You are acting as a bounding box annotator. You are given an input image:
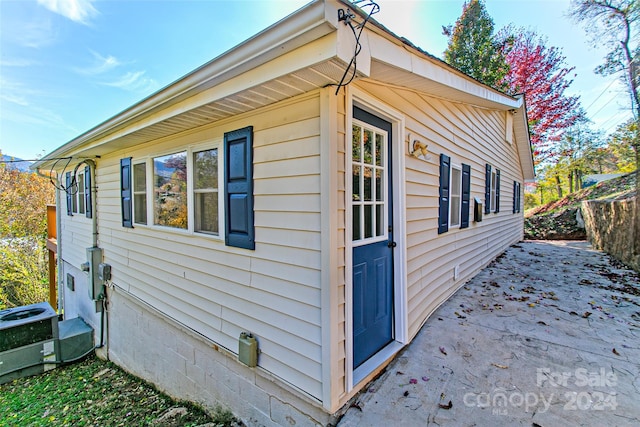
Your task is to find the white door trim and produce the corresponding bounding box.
[345,86,408,392]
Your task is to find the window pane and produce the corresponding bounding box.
[364,205,373,238]
[195,192,218,234]
[450,197,460,227]
[375,133,383,166]
[375,168,383,201]
[134,194,147,224]
[376,204,384,237]
[77,174,85,214]
[134,163,146,192]
[154,152,187,229]
[352,165,361,201]
[491,171,497,211]
[451,168,461,196]
[450,167,461,226]
[364,167,372,201]
[195,149,218,190]
[352,125,361,161]
[134,163,147,225]
[363,130,373,164]
[352,205,361,241]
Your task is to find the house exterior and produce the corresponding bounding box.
[34,1,534,425]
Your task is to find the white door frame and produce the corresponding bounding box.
[345,86,408,391]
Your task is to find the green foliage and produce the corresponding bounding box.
[443,0,509,91]
[0,356,232,426]
[609,119,639,172]
[0,166,55,239]
[0,239,49,310]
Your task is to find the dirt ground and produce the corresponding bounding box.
[339,240,640,427]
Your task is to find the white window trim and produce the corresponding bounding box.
[132,140,224,240]
[490,168,498,212]
[351,118,389,248]
[449,163,462,229]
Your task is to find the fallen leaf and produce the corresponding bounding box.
[569,311,578,316]
[492,363,509,369]
[403,390,409,397]
[396,371,404,375]
[439,346,447,356]
[612,348,620,356]
[409,378,417,384]
[422,376,429,382]
[528,303,536,308]
[438,400,453,410]
[582,312,592,318]
[537,321,547,326]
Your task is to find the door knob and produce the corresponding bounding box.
[387,241,397,248]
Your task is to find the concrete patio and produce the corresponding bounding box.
[338,240,640,426]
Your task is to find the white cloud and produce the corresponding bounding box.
[101,71,158,93]
[74,50,121,75]
[37,0,98,25]
[0,58,36,67]
[19,19,57,48]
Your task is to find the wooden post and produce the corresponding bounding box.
[46,205,57,311]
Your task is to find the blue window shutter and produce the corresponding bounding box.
[460,163,471,229]
[438,153,450,234]
[484,164,491,214]
[65,172,73,216]
[84,165,92,218]
[120,157,133,228]
[513,181,518,213]
[224,126,254,250]
[495,169,501,213]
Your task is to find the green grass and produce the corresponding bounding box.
[0,356,238,426]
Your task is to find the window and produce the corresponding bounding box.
[490,169,497,212]
[194,148,218,234]
[484,164,500,214]
[133,163,147,225]
[450,165,462,228]
[439,156,471,234]
[66,167,92,218]
[513,181,522,213]
[352,121,387,242]
[120,126,253,248]
[154,152,187,229]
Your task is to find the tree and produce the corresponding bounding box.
[443,0,509,91]
[570,0,639,177]
[0,162,55,239]
[0,156,55,309]
[500,29,584,160]
[570,0,639,256]
[608,119,638,172]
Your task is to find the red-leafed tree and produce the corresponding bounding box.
[500,29,584,161]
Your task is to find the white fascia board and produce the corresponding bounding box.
[34,0,342,169]
[364,28,521,110]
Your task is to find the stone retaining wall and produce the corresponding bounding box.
[582,197,640,272]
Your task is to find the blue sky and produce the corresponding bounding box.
[0,0,632,161]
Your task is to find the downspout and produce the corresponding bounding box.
[36,169,64,313]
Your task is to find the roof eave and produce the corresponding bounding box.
[34,0,334,169]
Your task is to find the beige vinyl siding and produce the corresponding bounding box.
[356,81,524,340]
[59,189,94,268]
[96,92,325,400]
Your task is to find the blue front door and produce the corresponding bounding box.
[352,107,394,369]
